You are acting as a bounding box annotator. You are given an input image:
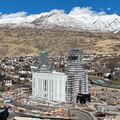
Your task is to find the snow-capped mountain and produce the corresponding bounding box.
[1,7,120,33]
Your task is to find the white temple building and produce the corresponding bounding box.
[32,70,67,102]
[32,48,90,103]
[32,51,67,102]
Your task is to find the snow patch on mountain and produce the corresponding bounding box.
[0,7,120,33]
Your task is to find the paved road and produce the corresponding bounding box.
[8,109,93,120]
[70,109,93,120]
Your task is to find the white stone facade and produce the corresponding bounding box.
[32,71,67,102]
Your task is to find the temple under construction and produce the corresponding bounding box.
[32,51,67,102]
[32,47,90,104]
[66,48,90,104]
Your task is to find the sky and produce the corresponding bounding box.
[0,0,120,15]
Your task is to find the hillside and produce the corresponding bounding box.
[0,27,120,57]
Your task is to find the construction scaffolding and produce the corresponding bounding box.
[66,48,90,103]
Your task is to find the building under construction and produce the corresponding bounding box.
[66,48,90,104]
[32,50,67,102]
[32,47,90,103]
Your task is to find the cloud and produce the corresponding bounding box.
[0,7,115,25]
[107,7,111,11]
[0,11,27,19]
[50,9,65,14]
[69,7,106,16]
[0,7,108,21]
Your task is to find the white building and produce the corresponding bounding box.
[32,49,90,103]
[32,70,67,102]
[32,51,67,102]
[4,80,12,86]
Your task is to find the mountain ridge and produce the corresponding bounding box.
[0,9,120,33]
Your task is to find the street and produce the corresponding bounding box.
[70,109,93,120]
